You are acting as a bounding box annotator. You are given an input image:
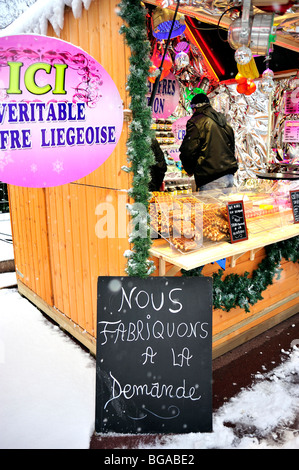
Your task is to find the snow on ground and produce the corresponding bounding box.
[0,286,298,450]
[0,288,95,449]
[0,272,16,288]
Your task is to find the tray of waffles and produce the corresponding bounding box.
[150,192,230,252]
[149,192,203,253]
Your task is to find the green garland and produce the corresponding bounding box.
[182,236,299,313]
[118,0,155,278]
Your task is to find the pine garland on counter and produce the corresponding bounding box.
[182,236,299,313]
[118,0,155,277]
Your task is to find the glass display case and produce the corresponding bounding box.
[149,178,299,254]
[150,191,229,253]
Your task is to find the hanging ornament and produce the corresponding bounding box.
[236,78,256,95]
[235,72,247,84]
[237,57,259,79]
[175,51,190,70]
[262,68,274,80]
[244,80,256,95]
[150,43,173,81]
[259,77,275,94]
[160,52,173,80]
[148,64,160,83]
[236,82,248,94]
[174,41,190,54]
[235,46,252,65]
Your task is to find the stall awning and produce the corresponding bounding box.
[145,0,299,52]
[145,0,299,81]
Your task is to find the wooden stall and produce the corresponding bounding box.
[8,0,132,353]
[6,0,299,359]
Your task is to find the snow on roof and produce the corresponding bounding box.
[0,0,93,37]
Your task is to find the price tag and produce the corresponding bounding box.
[226,201,248,243]
[285,89,299,114]
[284,121,299,143]
[290,190,299,224]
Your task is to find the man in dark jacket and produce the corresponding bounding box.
[149,137,167,191]
[179,93,238,191]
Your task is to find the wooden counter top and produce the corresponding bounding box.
[149,221,299,275]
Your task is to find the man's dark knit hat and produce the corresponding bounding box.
[190,93,210,108]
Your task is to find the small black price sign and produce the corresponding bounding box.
[226,200,248,243]
[290,190,299,224]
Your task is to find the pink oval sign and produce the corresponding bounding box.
[147,72,180,119]
[0,35,123,187]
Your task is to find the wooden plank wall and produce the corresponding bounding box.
[45,185,130,337]
[8,186,53,307]
[8,0,132,338]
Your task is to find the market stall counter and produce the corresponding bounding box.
[150,223,299,276]
[149,181,299,358]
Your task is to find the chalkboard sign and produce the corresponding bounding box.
[95,276,213,435]
[290,190,299,223]
[226,201,248,243]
